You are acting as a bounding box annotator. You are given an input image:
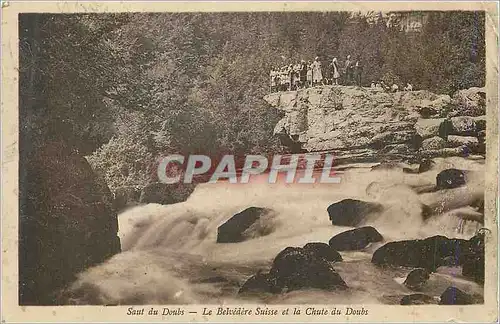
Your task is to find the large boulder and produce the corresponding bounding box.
[270,247,347,292]
[239,246,347,295]
[415,118,445,139]
[371,235,469,271]
[302,242,343,262]
[421,136,446,150]
[19,140,121,305]
[403,268,430,290]
[217,207,275,243]
[446,135,479,151]
[461,232,485,283]
[328,226,383,251]
[439,287,475,305]
[450,87,486,117]
[439,116,478,138]
[436,168,466,189]
[327,199,384,226]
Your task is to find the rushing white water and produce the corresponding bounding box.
[66,157,485,305]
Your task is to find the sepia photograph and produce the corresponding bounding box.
[2,1,499,323]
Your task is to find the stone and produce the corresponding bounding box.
[439,287,474,305]
[447,135,479,151]
[450,87,486,117]
[327,199,384,227]
[415,118,445,139]
[400,294,437,305]
[270,247,347,292]
[217,207,274,243]
[371,235,469,271]
[436,168,466,189]
[403,268,430,290]
[421,136,446,150]
[328,226,383,251]
[302,242,343,262]
[238,271,279,295]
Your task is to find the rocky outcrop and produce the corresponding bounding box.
[19,140,121,305]
[264,86,486,161]
[328,226,383,251]
[449,87,486,117]
[327,199,383,226]
[217,207,275,243]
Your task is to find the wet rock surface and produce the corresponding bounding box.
[328,226,383,251]
[327,199,384,227]
[239,245,346,295]
[217,207,274,243]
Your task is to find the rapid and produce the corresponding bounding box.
[64,156,485,305]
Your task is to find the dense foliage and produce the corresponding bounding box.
[20,11,485,191]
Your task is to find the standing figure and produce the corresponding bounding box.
[286,64,293,91]
[299,60,308,89]
[306,60,313,88]
[354,61,363,87]
[331,57,340,85]
[293,62,301,90]
[312,56,323,86]
[269,68,276,93]
[280,67,287,91]
[343,55,353,85]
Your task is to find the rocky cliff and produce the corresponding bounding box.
[264,86,485,163]
[19,140,121,305]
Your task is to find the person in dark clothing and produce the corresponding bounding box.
[354,61,363,87]
[299,60,308,89]
[343,55,353,85]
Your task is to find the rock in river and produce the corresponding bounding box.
[403,268,430,291]
[217,207,274,243]
[328,226,383,251]
[436,168,466,189]
[327,199,383,226]
[371,235,469,271]
[302,242,343,262]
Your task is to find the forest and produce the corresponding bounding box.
[19,11,485,192]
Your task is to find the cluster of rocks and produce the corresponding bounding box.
[401,286,483,305]
[264,86,486,162]
[219,167,484,303]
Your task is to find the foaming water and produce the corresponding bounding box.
[66,157,485,305]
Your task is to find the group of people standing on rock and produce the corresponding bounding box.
[269,55,363,92]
